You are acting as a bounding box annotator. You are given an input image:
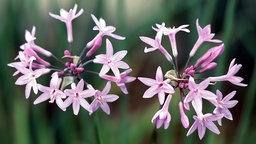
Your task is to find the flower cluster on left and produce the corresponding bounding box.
[8,4,135,115]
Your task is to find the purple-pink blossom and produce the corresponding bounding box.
[140,36,173,62]
[163,24,190,57]
[209,59,247,87]
[34,73,66,111]
[152,95,172,129]
[93,39,129,78]
[63,79,95,115]
[14,58,50,98]
[189,19,222,57]
[101,68,136,94]
[187,113,222,140]
[138,66,174,105]
[49,4,84,43]
[211,90,238,126]
[86,14,125,57]
[89,81,119,115]
[184,77,216,113]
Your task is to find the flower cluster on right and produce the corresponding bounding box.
[138,19,247,139]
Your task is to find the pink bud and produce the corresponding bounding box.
[179,102,189,128]
[198,62,217,73]
[64,50,71,56]
[195,44,224,68]
[86,34,103,57]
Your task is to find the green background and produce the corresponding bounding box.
[0,0,255,143]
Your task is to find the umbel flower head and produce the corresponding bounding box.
[8,4,135,116]
[139,19,247,140]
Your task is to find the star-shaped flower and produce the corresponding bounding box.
[184,77,216,113]
[187,113,222,140]
[138,66,174,105]
[49,4,84,42]
[93,39,129,78]
[189,19,222,57]
[34,73,66,111]
[163,24,190,57]
[89,81,119,115]
[14,58,50,98]
[100,68,136,94]
[140,36,173,62]
[63,79,95,115]
[23,26,52,56]
[86,14,125,57]
[211,90,238,126]
[209,59,247,87]
[152,95,172,129]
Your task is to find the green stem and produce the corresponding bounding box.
[93,112,104,144]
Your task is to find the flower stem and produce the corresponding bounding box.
[93,112,104,144]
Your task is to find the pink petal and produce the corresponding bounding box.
[106,39,113,56]
[108,33,125,40]
[113,51,127,61]
[198,124,206,140]
[138,77,156,86]
[187,120,198,136]
[25,82,33,99]
[62,96,73,108]
[205,121,220,134]
[34,93,50,104]
[102,81,111,95]
[100,102,110,115]
[72,100,80,115]
[222,91,236,102]
[76,79,85,92]
[143,86,158,98]
[140,36,156,47]
[79,98,90,111]
[155,66,163,82]
[99,65,110,76]
[105,94,119,102]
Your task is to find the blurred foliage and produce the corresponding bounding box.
[1,0,256,144]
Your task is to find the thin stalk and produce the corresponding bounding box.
[93,112,104,144]
[81,59,94,67]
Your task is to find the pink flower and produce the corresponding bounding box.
[187,113,222,140]
[211,90,238,126]
[138,66,174,105]
[63,79,95,115]
[184,77,216,114]
[152,95,172,129]
[101,69,136,94]
[8,52,44,76]
[189,19,222,57]
[89,81,119,115]
[209,59,247,87]
[140,36,173,62]
[14,58,50,98]
[93,39,129,78]
[86,14,125,57]
[23,26,52,56]
[194,44,224,73]
[152,23,166,43]
[179,101,190,128]
[163,24,190,57]
[49,4,84,42]
[34,73,66,111]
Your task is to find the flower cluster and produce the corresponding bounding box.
[139,19,247,139]
[8,4,135,115]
